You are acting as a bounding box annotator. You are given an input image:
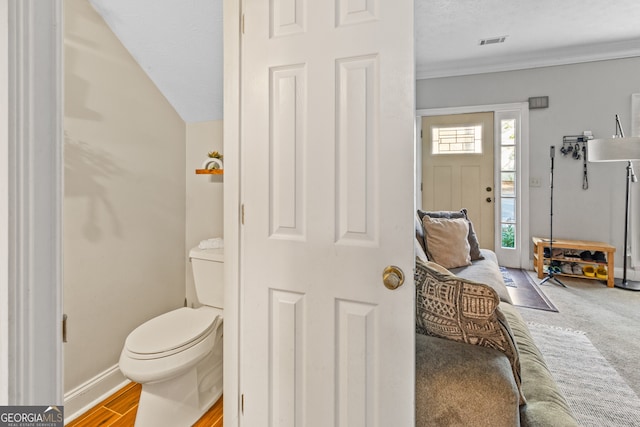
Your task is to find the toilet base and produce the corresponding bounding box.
[134,344,223,427]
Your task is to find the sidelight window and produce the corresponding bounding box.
[500,119,516,249]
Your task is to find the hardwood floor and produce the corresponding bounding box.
[66,382,223,427]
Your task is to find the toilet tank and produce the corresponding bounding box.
[189,247,224,308]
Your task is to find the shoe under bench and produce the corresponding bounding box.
[532,237,616,288]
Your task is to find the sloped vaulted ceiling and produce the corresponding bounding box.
[89,0,223,123]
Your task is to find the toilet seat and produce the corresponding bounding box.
[125,306,222,360]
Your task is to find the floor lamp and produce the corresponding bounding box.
[588,114,640,291]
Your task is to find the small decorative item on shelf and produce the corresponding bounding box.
[202,151,224,170]
[195,150,224,175]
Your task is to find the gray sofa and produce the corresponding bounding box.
[415,214,577,427]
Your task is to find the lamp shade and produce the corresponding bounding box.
[588,137,640,162]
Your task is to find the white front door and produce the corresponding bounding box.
[240,1,415,425]
[421,112,495,249]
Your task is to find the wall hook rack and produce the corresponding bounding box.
[561,135,588,159]
[561,135,591,189]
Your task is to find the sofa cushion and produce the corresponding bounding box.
[421,216,472,269]
[418,209,484,261]
[415,258,525,404]
[416,333,521,427]
[450,249,513,304]
[500,304,577,426]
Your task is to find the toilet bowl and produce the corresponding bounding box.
[119,247,224,427]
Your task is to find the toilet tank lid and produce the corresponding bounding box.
[189,247,224,262]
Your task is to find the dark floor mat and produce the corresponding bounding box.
[501,267,558,312]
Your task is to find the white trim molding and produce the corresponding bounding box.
[64,366,128,423]
[1,0,9,405]
[7,0,63,405]
[222,0,240,425]
[416,39,640,80]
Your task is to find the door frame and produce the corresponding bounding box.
[222,0,241,425]
[416,103,530,268]
[2,0,64,404]
[1,0,8,404]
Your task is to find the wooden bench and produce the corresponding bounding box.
[532,237,616,288]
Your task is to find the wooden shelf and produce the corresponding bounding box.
[195,169,223,175]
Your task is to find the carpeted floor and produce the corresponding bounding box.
[517,270,640,400]
[527,322,640,426]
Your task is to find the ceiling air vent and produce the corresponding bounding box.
[479,36,507,46]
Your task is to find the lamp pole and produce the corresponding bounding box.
[617,160,640,290]
[540,145,566,287]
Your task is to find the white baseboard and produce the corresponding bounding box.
[616,266,640,282]
[64,364,129,424]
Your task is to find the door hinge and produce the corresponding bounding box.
[241,14,245,34]
[62,314,68,343]
[241,204,245,225]
[241,393,244,414]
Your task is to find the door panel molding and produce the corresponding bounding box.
[335,299,377,426]
[336,55,379,245]
[271,0,305,37]
[270,64,307,240]
[336,0,378,27]
[269,289,306,426]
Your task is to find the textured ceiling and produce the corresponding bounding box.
[89,0,640,123]
[415,0,640,79]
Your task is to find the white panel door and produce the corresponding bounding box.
[240,0,415,425]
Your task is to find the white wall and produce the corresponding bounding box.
[185,120,224,305]
[63,0,186,404]
[417,57,640,276]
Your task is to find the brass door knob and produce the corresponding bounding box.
[383,265,405,290]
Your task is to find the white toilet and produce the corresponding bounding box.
[119,247,224,427]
